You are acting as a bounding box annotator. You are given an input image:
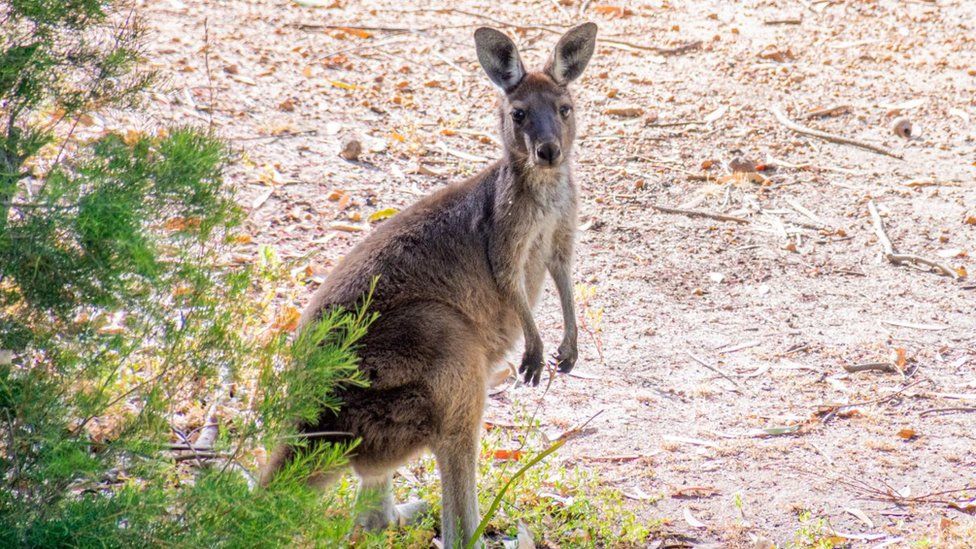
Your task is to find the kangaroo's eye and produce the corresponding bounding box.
[511,109,526,124]
[559,105,572,117]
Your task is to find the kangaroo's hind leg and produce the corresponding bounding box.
[433,426,482,549]
[429,347,487,549]
[356,473,430,530]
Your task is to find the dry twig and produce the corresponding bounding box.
[685,351,742,389]
[652,204,750,224]
[868,200,961,279]
[919,407,976,417]
[843,362,897,374]
[771,106,902,159]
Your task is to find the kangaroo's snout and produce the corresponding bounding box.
[535,142,561,167]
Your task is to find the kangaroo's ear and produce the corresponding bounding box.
[474,27,526,93]
[546,22,598,85]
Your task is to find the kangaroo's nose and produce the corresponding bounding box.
[535,142,561,166]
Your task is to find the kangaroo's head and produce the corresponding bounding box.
[474,23,597,170]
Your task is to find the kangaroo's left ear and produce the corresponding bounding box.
[546,22,598,85]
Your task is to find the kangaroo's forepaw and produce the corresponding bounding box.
[554,342,577,373]
[519,348,544,386]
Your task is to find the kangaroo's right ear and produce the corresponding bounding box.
[474,27,525,93]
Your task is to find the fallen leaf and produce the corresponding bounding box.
[273,306,301,332]
[662,435,719,448]
[683,507,707,528]
[593,5,634,17]
[755,425,801,437]
[330,80,359,91]
[329,222,366,232]
[936,248,964,258]
[604,106,643,117]
[257,163,284,186]
[293,0,339,6]
[894,348,907,370]
[897,428,917,440]
[164,217,201,231]
[122,129,143,146]
[758,46,796,62]
[949,498,976,513]
[671,486,720,499]
[492,448,523,461]
[845,507,875,529]
[368,208,399,222]
[338,27,372,39]
[703,105,728,124]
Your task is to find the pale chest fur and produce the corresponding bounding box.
[508,166,577,303]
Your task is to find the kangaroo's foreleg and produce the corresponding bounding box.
[547,230,578,373]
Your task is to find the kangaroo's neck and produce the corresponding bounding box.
[494,154,572,210]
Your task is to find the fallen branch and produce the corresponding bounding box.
[843,362,897,374]
[652,204,750,224]
[771,106,902,159]
[796,466,976,507]
[868,200,960,279]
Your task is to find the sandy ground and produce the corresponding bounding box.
[131,0,976,545]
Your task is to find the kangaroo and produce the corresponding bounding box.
[260,23,598,548]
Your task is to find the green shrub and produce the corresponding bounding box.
[0,1,370,546]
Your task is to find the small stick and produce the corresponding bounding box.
[652,204,750,224]
[784,197,826,227]
[829,379,927,415]
[280,430,355,440]
[172,451,233,462]
[764,18,803,25]
[203,18,215,131]
[868,200,960,279]
[685,351,742,389]
[920,407,976,417]
[647,120,705,128]
[844,362,896,374]
[771,106,902,159]
[805,104,852,119]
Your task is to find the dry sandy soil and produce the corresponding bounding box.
[131,0,975,546]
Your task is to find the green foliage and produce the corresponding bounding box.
[0,1,373,546]
[355,414,659,549]
[788,511,839,549]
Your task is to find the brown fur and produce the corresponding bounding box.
[260,23,598,548]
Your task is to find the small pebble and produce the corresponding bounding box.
[891,117,912,139]
[340,138,362,161]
